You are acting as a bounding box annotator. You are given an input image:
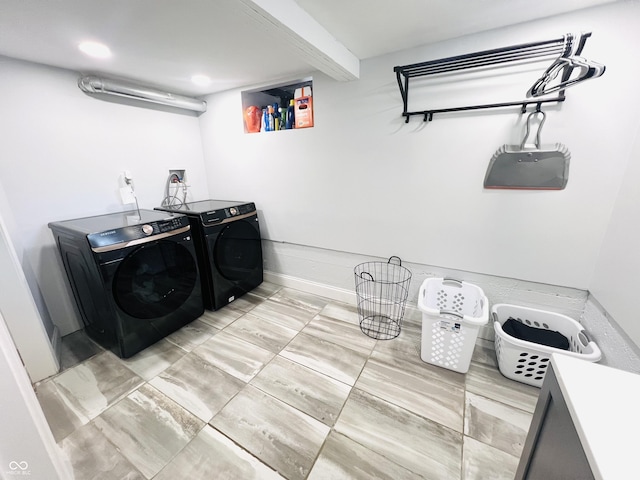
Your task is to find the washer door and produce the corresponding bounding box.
[113,241,198,319]
[213,220,261,281]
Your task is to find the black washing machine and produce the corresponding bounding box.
[156,199,263,310]
[49,209,204,358]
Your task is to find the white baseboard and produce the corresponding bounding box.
[264,271,356,305]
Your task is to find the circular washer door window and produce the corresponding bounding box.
[214,220,261,281]
[114,241,198,319]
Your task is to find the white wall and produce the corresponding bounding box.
[0,56,210,336]
[199,2,640,292]
[582,296,640,373]
[0,178,57,343]
[1,2,638,366]
[199,2,640,351]
[589,121,640,347]
[0,310,72,479]
[0,211,58,382]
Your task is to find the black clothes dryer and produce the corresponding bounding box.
[49,209,204,358]
[156,199,263,311]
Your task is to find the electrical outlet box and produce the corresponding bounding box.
[169,169,186,182]
[119,185,136,205]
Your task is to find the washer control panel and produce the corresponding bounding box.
[88,215,189,248]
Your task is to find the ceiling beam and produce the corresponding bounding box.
[235,0,360,81]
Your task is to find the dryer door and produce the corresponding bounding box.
[113,240,198,319]
[213,219,262,281]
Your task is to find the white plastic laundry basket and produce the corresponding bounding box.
[418,278,488,373]
[493,304,601,388]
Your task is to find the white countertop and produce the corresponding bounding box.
[551,354,640,480]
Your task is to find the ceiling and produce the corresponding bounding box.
[0,0,617,97]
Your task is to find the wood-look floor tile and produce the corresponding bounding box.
[471,338,498,368]
[401,306,423,331]
[38,287,553,480]
[317,302,360,325]
[462,436,520,480]
[224,312,299,353]
[154,425,284,479]
[334,389,462,479]
[250,299,316,331]
[466,361,539,413]
[120,339,187,381]
[165,318,219,352]
[307,431,423,480]
[250,281,281,299]
[36,351,143,441]
[280,332,368,385]
[302,313,377,355]
[59,329,103,371]
[35,380,86,442]
[464,392,532,458]
[251,356,351,426]
[372,322,422,363]
[226,293,264,313]
[94,384,203,479]
[59,422,145,479]
[356,350,465,432]
[199,307,245,329]
[149,352,245,422]
[269,287,330,313]
[192,330,275,382]
[211,385,330,480]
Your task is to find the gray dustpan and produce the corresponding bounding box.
[484,110,570,189]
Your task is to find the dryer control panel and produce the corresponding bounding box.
[200,202,256,225]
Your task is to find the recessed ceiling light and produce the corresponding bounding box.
[78,41,111,59]
[191,74,211,86]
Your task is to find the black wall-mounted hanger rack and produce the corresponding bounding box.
[393,33,593,123]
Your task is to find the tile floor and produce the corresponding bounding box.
[35,283,540,479]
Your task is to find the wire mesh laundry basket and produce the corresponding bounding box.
[354,256,412,340]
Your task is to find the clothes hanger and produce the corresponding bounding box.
[527,33,606,97]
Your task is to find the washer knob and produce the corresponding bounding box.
[142,224,154,235]
[229,207,238,216]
